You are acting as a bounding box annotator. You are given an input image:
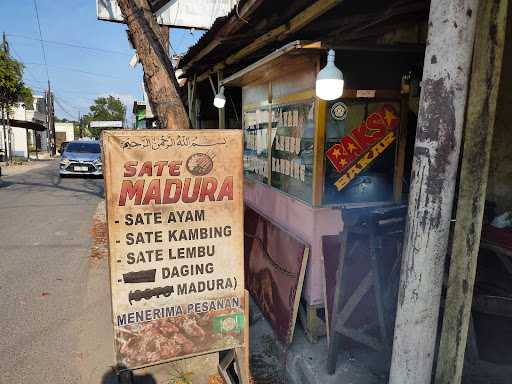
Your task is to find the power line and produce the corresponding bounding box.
[54,97,79,120]
[7,33,133,56]
[23,62,124,80]
[32,0,50,82]
[54,95,86,112]
[8,45,42,86]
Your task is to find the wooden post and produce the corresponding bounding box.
[218,71,225,129]
[25,129,30,161]
[1,105,8,162]
[434,1,509,383]
[116,0,190,129]
[388,1,480,383]
[393,94,409,201]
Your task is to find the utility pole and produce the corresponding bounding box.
[46,81,55,156]
[116,0,190,130]
[78,111,83,139]
[388,1,480,383]
[2,32,10,163]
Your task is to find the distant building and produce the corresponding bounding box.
[0,95,47,160]
[54,122,75,150]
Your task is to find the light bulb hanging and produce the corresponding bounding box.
[214,86,226,109]
[316,49,344,101]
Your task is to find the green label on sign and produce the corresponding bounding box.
[213,313,244,334]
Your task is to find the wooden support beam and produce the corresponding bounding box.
[393,94,409,201]
[434,1,509,383]
[218,71,225,129]
[197,0,344,82]
[388,1,480,383]
[116,0,189,129]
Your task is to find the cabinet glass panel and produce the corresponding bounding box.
[243,107,270,184]
[323,99,401,205]
[270,100,315,204]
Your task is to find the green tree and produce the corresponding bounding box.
[0,39,33,161]
[83,96,126,137]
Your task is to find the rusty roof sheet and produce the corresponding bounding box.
[179,0,430,76]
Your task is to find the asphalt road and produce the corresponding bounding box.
[0,161,105,383]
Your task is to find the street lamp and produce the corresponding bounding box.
[214,86,226,109]
[316,49,344,101]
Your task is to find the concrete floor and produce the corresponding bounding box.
[0,161,104,383]
[2,162,510,384]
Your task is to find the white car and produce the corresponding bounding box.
[59,140,102,176]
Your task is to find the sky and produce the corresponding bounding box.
[0,0,204,125]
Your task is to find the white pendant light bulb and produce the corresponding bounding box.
[214,86,226,109]
[316,49,344,101]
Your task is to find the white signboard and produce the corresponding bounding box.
[97,0,237,30]
[90,120,123,128]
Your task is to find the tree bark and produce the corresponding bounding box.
[435,1,509,383]
[388,1,480,383]
[116,0,190,130]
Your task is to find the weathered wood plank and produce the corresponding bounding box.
[435,1,509,382]
[388,1,480,383]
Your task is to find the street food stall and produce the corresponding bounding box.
[221,41,418,345]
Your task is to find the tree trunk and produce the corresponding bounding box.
[388,1,480,383]
[435,1,509,383]
[116,0,190,130]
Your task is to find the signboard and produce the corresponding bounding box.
[91,120,123,128]
[102,129,245,369]
[97,0,236,29]
[325,103,399,191]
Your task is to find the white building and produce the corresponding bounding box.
[54,122,75,150]
[0,95,47,160]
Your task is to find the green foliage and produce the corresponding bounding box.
[0,44,32,113]
[83,95,126,137]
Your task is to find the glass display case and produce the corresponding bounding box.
[270,100,316,204]
[242,93,404,207]
[243,107,270,184]
[323,99,401,205]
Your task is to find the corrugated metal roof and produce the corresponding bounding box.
[179,0,429,77]
[178,0,252,69]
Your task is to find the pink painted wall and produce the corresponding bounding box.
[244,180,343,305]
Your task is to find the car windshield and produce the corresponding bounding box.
[65,142,101,154]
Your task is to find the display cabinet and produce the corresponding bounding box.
[224,41,408,305]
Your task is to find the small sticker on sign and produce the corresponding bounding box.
[330,102,348,121]
[356,90,376,98]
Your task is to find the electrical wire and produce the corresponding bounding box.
[9,45,42,87]
[32,0,50,82]
[235,0,249,24]
[23,62,124,80]
[54,97,78,120]
[7,33,132,56]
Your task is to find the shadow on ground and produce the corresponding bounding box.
[0,165,104,198]
[101,369,157,384]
